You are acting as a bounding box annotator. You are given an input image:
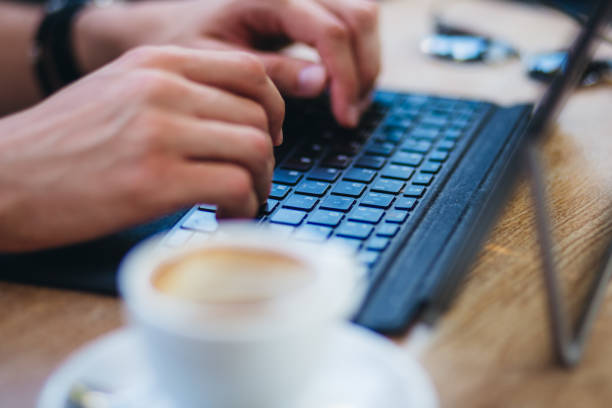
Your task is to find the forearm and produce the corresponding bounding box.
[0,2,44,116]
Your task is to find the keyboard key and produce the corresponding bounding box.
[299,142,325,159]
[395,197,417,211]
[455,104,476,116]
[432,104,453,113]
[437,140,456,151]
[182,210,219,232]
[360,192,394,209]
[357,251,380,266]
[336,222,374,240]
[331,140,362,156]
[332,181,367,198]
[396,106,421,119]
[308,167,340,182]
[367,237,390,251]
[371,178,405,194]
[401,139,432,154]
[380,164,414,181]
[261,199,279,214]
[421,162,441,174]
[413,173,434,186]
[294,225,333,241]
[421,114,447,127]
[344,167,377,183]
[269,184,291,200]
[404,185,426,198]
[376,128,404,144]
[320,196,355,212]
[391,152,423,167]
[270,208,307,226]
[283,195,318,211]
[322,153,352,169]
[355,155,387,170]
[366,142,395,156]
[457,109,474,119]
[455,106,476,116]
[410,127,438,140]
[454,117,471,129]
[429,150,449,162]
[349,207,384,224]
[433,99,456,111]
[308,209,344,227]
[386,210,409,223]
[402,94,429,107]
[443,128,462,140]
[295,180,330,196]
[377,223,400,237]
[330,237,363,252]
[282,156,313,172]
[431,107,452,116]
[272,169,303,185]
[385,115,413,129]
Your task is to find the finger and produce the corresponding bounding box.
[184,40,328,99]
[161,115,274,205]
[274,2,361,127]
[256,53,328,98]
[144,71,272,136]
[130,47,285,145]
[316,0,381,101]
[170,162,260,218]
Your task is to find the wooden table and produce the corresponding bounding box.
[2,1,612,406]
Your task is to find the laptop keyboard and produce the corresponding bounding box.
[166,91,491,281]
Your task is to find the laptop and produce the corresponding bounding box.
[1,0,609,335]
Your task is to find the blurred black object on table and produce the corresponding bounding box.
[420,0,611,86]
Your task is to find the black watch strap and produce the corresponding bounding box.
[33,1,89,96]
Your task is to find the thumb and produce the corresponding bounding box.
[258,54,328,98]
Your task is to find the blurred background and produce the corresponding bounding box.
[375,0,611,105]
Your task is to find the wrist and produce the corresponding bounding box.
[73,2,131,73]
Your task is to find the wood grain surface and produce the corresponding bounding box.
[1,1,611,407]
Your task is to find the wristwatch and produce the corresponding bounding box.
[33,0,114,96]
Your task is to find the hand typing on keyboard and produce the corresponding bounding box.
[0,0,381,252]
[0,47,282,252]
[73,0,381,127]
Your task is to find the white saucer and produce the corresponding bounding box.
[38,324,438,408]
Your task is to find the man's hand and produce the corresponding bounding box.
[0,46,283,252]
[75,0,380,127]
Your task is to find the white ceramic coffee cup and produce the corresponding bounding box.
[119,222,366,408]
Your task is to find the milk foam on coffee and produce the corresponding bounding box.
[153,246,315,304]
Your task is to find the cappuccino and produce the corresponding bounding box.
[153,246,314,304]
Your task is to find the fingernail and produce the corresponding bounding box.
[276,129,284,146]
[348,105,360,127]
[297,65,327,95]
